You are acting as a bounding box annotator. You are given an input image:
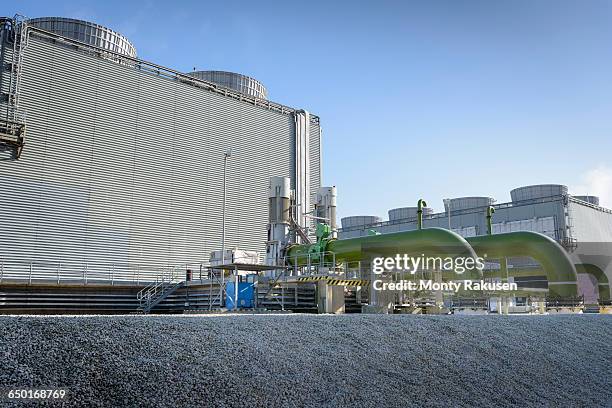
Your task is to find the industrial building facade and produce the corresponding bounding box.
[0,20,321,277]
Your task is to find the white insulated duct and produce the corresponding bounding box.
[294,110,311,240]
[316,186,337,237]
[266,176,292,265]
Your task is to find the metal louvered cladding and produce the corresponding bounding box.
[0,34,321,277]
[308,117,322,230]
[309,117,322,203]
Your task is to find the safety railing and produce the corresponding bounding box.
[0,258,206,286]
[281,253,372,282]
[283,251,337,276]
[136,267,182,313]
[208,253,264,267]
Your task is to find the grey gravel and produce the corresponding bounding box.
[0,314,610,407]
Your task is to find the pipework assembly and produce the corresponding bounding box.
[278,194,581,312]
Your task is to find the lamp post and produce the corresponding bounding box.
[221,149,231,307]
[221,149,232,266]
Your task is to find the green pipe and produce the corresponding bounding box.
[575,263,610,302]
[417,199,427,230]
[482,263,610,302]
[486,206,495,235]
[287,227,481,280]
[466,232,578,298]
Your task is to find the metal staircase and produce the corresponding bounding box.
[136,268,183,314]
[562,195,578,251]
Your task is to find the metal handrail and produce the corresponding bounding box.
[136,267,182,312]
[0,258,203,285]
[283,251,337,270]
[136,268,177,300]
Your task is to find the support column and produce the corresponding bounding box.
[317,281,345,314]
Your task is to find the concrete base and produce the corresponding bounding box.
[423,305,450,315]
[317,281,345,314]
[453,308,488,315]
[365,282,396,314]
[507,305,531,314]
[361,304,393,314]
[547,307,582,314]
[396,306,423,314]
[600,306,612,314]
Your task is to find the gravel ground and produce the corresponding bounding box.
[0,314,610,408]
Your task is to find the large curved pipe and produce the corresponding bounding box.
[287,228,482,280]
[575,263,610,302]
[482,263,609,302]
[466,232,578,297]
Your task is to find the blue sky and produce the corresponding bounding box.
[6,0,612,218]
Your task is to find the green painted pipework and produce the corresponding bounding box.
[575,263,610,302]
[466,232,578,298]
[286,227,482,280]
[482,263,610,301]
[417,199,427,230]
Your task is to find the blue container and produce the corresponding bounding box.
[226,282,255,309]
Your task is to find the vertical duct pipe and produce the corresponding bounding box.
[266,176,291,265]
[315,186,337,238]
[294,110,310,239]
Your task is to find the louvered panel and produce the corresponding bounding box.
[307,118,322,231]
[83,53,141,265]
[309,119,322,193]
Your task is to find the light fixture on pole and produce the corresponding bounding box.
[221,149,232,307]
[221,149,232,266]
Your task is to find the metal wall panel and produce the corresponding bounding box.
[0,35,317,275]
[308,117,322,231]
[309,118,322,204]
[568,201,612,287]
[569,201,612,242]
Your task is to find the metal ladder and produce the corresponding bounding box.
[562,195,578,251]
[136,268,183,314]
[0,15,27,159]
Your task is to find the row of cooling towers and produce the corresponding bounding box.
[341,184,601,229]
[26,17,268,99]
